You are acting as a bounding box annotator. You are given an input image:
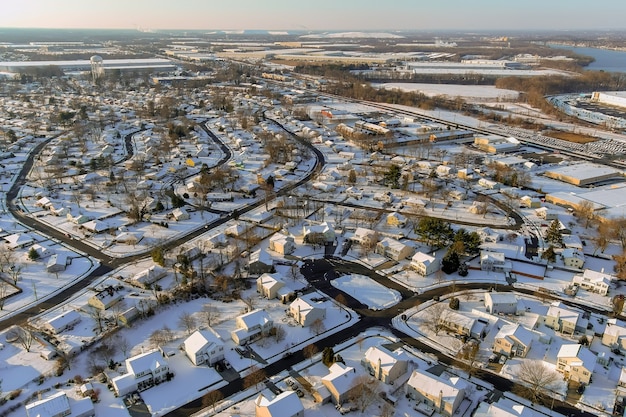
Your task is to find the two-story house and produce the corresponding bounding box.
[361,346,409,384]
[406,369,466,417]
[484,292,519,315]
[182,328,225,366]
[112,349,170,396]
[493,324,534,358]
[411,251,439,276]
[572,269,612,296]
[376,237,414,261]
[231,309,274,345]
[556,344,595,384]
[290,295,326,327]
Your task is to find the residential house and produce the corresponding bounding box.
[484,292,519,315]
[562,234,584,251]
[182,328,225,366]
[321,363,359,405]
[474,397,543,417]
[405,369,466,417]
[112,349,170,396]
[25,391,94,417]
[493,324,534,358]
[376,237,413,261]
[480,251,512,273]
[439,310,485,338]
[403,197,426,210]
[352,227,378,247]
[290,294,326,327]
[255,391,304,417]
[249,249,274,275]
[544,303,582,335]
[345,186,363,200]
[386,211,407,227]
[478,178,500,190]
[601,319,626,352]
[411,251,439,276]
[171,207,190,221]
[556,344,595,384]
[88,286,123,310]
[302,222,336,244]
[131,265,167,288]
[373,192,393,204]
[519,195,541,208]
[257,273,285,299]
[47,253,68,273]
[225,222,251,237]
[231,309,274,345]
[535,207,558,220]
[361,346,409,384]
[205,233,228,249]
[268,233,296,255]
[562,249,585,269]
[45,309,81,334]
[4,233,34,249]
[29,244,54,259]
[476,227,501,243]
[572,269,612,295]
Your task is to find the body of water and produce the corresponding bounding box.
[550,44,626,73]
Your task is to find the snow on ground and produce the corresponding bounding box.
[374,82,520,100]
[331,274,401,310]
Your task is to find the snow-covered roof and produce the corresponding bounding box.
[237,309,272,331]
[126,349,168,376]
[473,397,538,417]
[363,346,408,372]
[547,303,579,324]
[485,292,518,305]
[25,391,70,417]
[557,344,596,371]
[250,248,272,266]
[322,363,357,396]
[494,324,534,348]
[407,369,465,404]
[258,273,284,290]
[184,328,223,356]
[47,309,81,332]
[254,391,304,417]
[411,251,436,265]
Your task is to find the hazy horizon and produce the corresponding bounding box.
[2,0,625,32]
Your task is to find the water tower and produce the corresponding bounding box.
[90,55,104,83]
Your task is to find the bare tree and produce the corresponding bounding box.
[273,325,286,343]
[243,365,267,391]
[202,389,224,413]
[310,318,326,336]
[422,302,449,336]
[380,401,395,417]
[303,344,318,363]
[7,326,34,352]
[149,329,168,348]
[202,304,221,327]
[178,311,197,335]
[87,306,106,334]
[349,375,380,413]
[514,360,561,404]
[0,280,9,310]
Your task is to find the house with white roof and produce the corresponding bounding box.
[268,233,296,255]
[476,227,501,244]
[28,243,54,259]
[493,324,534,358]
[47,253,68,273]
[290,294,326,327]
[439,310,485,339]
[112,349,170,396]
[182,328,225,366]
[474,397,545,417]
[406,369,466,417]
[257,273,285,299]
[255,391,304,417]
[561,248,585,269]
[225,222,251,237]
[376,237,413,261]
[249,248,274,275]
[321,363,359,405]
[411,251,439,276]
[556,344,595,384]
[4,233,34,249]
[386,211,407,227]
[544,302,582,335]
[562,234,584,250]
[601,319,626,352]
[480,251,512,273]
[25,390,94,417]
[231,309,274,345]
[572,269,612,295]
[484,292,519,315]
[171,207,190,221]
[88,286,124,311]
[361,346,409,384]
[352,227,378,247]
[302,222,335,244]
[131,265,167,288]
[45,309,81,334]
[520,195,541,208]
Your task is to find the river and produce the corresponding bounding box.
[549,44,626,73]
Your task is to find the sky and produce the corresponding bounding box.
[1,0,625,32]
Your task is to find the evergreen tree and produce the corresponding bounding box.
[28,247,40,261]
[384,164,401,189]
[441,249,460,274]
[449,297,460,310]
[541,245,557,263]
[322,346,335,367]
[545,219,563,247]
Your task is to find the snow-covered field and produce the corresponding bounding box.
[331,274,401,310]
[374,82,520,100]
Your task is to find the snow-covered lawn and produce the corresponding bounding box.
[374,82,520,100]
[331,274,401,310]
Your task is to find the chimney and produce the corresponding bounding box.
[378,357,382,380]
